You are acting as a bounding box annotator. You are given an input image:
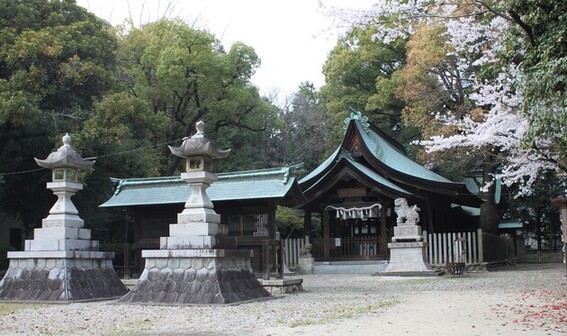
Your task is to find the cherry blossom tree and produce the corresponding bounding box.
[323,0,566,232]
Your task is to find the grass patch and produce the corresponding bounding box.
[126,318,153,328]
[104,318,154,335]
[290,299,400,328]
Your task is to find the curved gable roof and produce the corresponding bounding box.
[357,120,456,184]
[303,156,413,198]
[299,110,482,207]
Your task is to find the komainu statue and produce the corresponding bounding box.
[394,198,420,226]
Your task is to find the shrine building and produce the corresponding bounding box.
[298,110,483,261]
[100,166,305,275]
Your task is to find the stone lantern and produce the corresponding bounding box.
[164,120,231,250]
[33,133,94,244]
[0,134,127,301]
[119,121,271,304]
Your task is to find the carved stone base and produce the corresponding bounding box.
[377,242,441,276]
[296,257,314,275]
[0,253,128,301]
[118,249,271,304]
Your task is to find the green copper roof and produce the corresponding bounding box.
[100,166,300,208]
[357,119,455,184]
[300,147,340,184]
[348,158,413,195]
[300,115,460,186]
[303,156,413,197]
[298,110,483,208]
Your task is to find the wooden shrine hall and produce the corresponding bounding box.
[100,166,305,276]
[298,110,483,261]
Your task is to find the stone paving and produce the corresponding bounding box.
[0,263,564,335]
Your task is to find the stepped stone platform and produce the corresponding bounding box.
[0,252,127,301]
[375,241,442,277]
[118,250,270,304]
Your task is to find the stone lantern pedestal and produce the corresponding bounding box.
[376,198,441,277]
[0,134,127,301]
[118,121,270,304]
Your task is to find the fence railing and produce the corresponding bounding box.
[284,229,515,268]
[283,237,307,269]
[423,229,515,266]
[423,229,482,265]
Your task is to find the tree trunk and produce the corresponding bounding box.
[479,157,501,234]
[535,208,542,251]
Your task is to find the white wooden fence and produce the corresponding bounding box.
[283,229,511,268]
[283,237,307,268]
[423,229,482,265]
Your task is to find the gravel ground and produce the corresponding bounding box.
[0,263,565,336]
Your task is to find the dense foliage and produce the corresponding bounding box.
[0,1,314,240]
[320,25,412,147]
[0,0,117,234]
[1,0,563,243]
[325,0,566,233]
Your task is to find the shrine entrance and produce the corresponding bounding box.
[298,110,483,264]
[337,217,380,257]
[311,202,391,261]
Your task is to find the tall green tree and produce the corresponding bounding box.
[114,19,277,174]
[261,82,329,172]
[507,0,567,174]
[320,25,410,147]
[0,0,117,235]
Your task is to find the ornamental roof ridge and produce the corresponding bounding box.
[343,107,370,133]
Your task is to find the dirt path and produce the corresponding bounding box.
[258,266,567,336]
[0,264,565,335]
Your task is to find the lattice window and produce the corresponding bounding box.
[227,213,269,237]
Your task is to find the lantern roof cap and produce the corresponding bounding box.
[168,121,230,159]
[34,133,94,170]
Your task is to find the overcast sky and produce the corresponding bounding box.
[76,0,375,98]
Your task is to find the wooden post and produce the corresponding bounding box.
[323,210,330,260]
[262,240,270,280]
[133,211,142,275]
[380,204,388,257]
[478,228,484,264]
